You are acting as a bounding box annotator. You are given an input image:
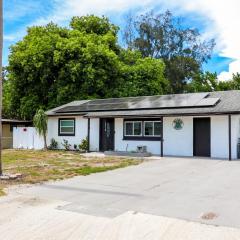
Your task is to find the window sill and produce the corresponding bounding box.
[123,136,162,141]
[58,134,75,137]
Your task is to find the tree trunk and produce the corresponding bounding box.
[43,133,47,150]
[0,0,3,175]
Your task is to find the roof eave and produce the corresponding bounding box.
[83,111,240,118]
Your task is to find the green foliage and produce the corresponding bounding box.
[3,78,14,118]
[48,138,58,150]
[7,23,68,120]
[72,165,122,175]
[123,10,215,93]
[5,15,168,119]
[70,15,119,36]
[225,73,240,90]
[62,139,71,151]
[164,56,200,93]
[33,109,48,149]
[117,50,169,96]
[185,72,240,93]
[33,109,48,136]
[186,72,219,92]
[3,67,16,119]
[71,160,140,176]
[79,138,89,152]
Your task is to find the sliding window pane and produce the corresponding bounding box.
[144,122,153,136]
[60,120,74,127]
[134,122,142,136]
[60,126,74,134]
[59,119,75,135]
[154,122,161,136]
[125,122,133,136]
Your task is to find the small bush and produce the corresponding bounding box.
[79,137,89,152]
[73,144,78,151]
[62,139,71,151]
[48,138,58,150]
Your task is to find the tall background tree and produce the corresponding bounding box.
[5,15,168,120]
[123,10,215,93]
[186,71,240,93]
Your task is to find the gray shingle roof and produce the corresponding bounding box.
[47,91,240,117]
[2,119,32,123]
[46,100,90,116]
[55,92,213,113]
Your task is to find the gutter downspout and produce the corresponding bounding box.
[161,116,163,157]
[229,115,232,161]
[87,118,90,152]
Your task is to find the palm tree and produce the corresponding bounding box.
[33,109,48,150]
[0,0,3,175]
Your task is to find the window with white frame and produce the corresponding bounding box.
[124,121,142,136]
[59,119,75,136]
[123,119,162,139]
[144,121,161,137]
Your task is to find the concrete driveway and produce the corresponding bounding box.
[11,157,240,228]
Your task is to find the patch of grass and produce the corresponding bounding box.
[72,166,115,175]
[69,161,136,176]
[0,150,142,193]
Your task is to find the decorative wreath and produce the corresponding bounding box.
[173,118,184,130]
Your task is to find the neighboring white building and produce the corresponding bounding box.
[46,90,240,160]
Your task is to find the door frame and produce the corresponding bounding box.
[99,118,115,152]
[193,117,211,157]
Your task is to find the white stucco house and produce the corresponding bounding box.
[46,90,240,160]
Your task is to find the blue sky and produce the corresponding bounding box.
[4,0,240,80]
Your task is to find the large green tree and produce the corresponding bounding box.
[117,50,169,96]
[6,15,168,120]
[185,72,219,92]
[226,73,240,90]
[123,10,215,93]
[186,71,240,93]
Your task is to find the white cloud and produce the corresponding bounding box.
[4,35,16,41]
[218,60,240,81]
[33,0,154,26]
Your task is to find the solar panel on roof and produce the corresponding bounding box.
[55,92,217,113]
[195,98,220,106]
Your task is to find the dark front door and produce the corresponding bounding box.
[100,118,115,151]
[193,118,211,157]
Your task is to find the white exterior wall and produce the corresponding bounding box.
[163,115,240,159]
[47,114,240,159]
[211,115,229,159]
[163,117,193,157]
[89,118,100,151]
[47,116,99,151]
[13,127,44,150]
[114,116,237,158]
[114,118,161,155]
[48,116,85,150]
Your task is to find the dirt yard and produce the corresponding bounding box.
[0,149,141,194]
